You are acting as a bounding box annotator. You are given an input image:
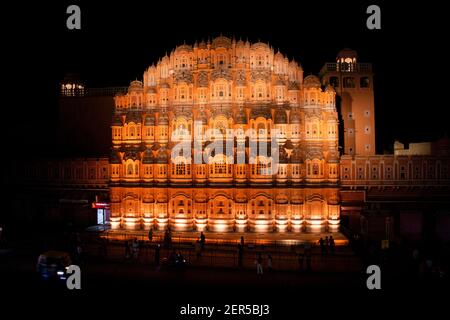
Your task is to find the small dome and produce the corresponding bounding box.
[142,149,155,164]
[274,78,285,86]
[284,139,294,150]
[290,111,301,124]
[279,147,289,164]
[274,51,284,60]
[291,147,303,163]
[212,36,232,49]
[144,114,155,126]
[251,42,270,50]
[156,147,169,164]
[158,113,169,125]
[112,115,122,126]
[175,44,193,53]
[161,54,169,62]
[128,80,143,93]
[303,75,321,89]
[123,150,140,161]
[150,142,160,151]
[125,111,141,124]
[274,110,287,124]
[250,107,272,120]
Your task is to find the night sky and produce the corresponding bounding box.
[4,1,449,156]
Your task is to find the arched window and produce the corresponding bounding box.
[257,122,265,135]
[312,124,318,137]
[343,77,355,88]
[360,77,370,88]
[180,87,186,100]
[329,76,339,87]
[127,164,133,175]
[257,86,263,98]
[313,163,319,175]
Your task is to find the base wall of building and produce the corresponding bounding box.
[109,187,340,233]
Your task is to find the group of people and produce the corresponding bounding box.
[124,238,141,260]
[146,227,173,248]
[167,250,186,269]
[255,252,273,275]
[318,235,335,255]
[124,231,337,273]
[148,229,207,267]
[163,228,172,248]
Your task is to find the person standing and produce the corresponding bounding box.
[329,235,335,254]
[124,240,131,260]
[132,238,140,260]
[148,229,153,242]
[256,253,263,275]
[267,254,273,271]
[195,239,202,260]
[318,237,325,256]
[200,232,206,250]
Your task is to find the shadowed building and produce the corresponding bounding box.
[58,73,127,156]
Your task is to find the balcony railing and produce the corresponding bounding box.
[61,87,128,97]
[321,63,372,73]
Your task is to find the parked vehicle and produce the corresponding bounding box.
[36,251,72,281]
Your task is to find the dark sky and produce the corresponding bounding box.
[4,0,449,155]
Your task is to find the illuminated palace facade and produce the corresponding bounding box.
[109,36,375,233]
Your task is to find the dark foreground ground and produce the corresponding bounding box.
[1,227,449,319]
